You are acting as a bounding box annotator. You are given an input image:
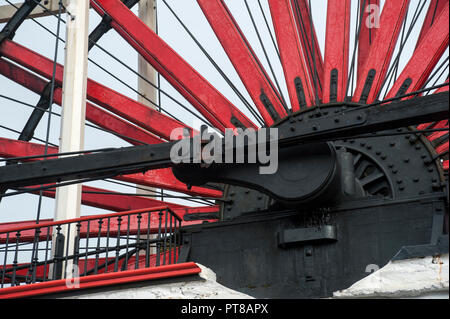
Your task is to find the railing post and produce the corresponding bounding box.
[52,230,65,280]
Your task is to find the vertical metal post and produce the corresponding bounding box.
[53,0,90,279]
[137,0,159,257]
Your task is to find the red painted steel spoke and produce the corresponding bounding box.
[415,0,449,50]
[291,0,324,100]
[0,138,222,198]
[385,5,449,99]
[268,0,314,111]
[428,130,448,142]
[91,0,257,131]
[33,185,186,212]
[443,160,449,170]
[353,0,410,104]
[0,40,191,140]
[435,141,449,154]
[0,58,163,145]
[116,170,222,198]
[196,0,286,124]
[357,0,380,80]
[323,0,351,103]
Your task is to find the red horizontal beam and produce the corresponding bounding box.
[0,262,200,299]
[35,185,186,212]
[386,5,449,99]
[268,0,314,111]
[91,0,257,132]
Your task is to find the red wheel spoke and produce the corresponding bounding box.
[0,58,163,145]
[435,141,449,154]
[353,0,410,104]
[358,0,380,80]
[91,0,256,131]
[268,0,314,111]
[0,40,191,140]
[291,0,324,100]
[386,5,449,99]
[428,130,448,142]
[197,0,287,124]
[35,185,186,212]
[443,160,449,170]
[323,0,351,103]
[415,0,449,50]
[116,169,222,198]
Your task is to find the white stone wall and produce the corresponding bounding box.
[333,254,449,299]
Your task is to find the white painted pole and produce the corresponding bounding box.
[137,0,159,198]
[138,0,158,110]
[138,0,159,255]
[53,0,90,279]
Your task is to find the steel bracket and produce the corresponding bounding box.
[278,225,337,248]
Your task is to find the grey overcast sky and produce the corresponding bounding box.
[0,0,447,223]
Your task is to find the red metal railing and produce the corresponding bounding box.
[0,207,182,288]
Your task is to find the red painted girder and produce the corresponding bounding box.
[291,0,324,99]
[353,0,410,104]
[34,185,186,212]
[0,137,57,160]
[358,0,380,81]
[0,262,200,299]
[0,59,163,145]
[415,0,449,50]
[385,5,449,99]
[0,138,222,198]
[0,206,219,243]
[267,0,314,111]
[91,0,257,131]
[116,170,222,198]
[86,80,189,141]
[443,160,449,170]
[323,0,351,103]
[196,0,286,124]
[0,40,190,140]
